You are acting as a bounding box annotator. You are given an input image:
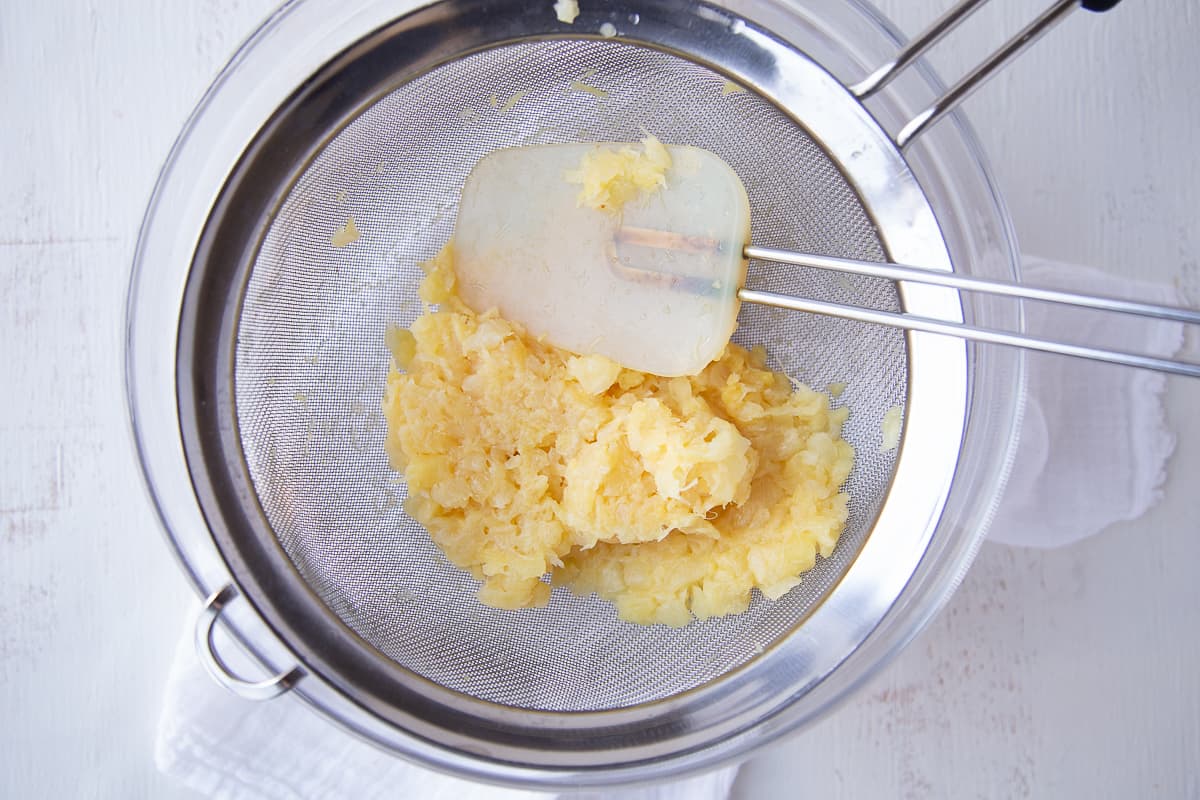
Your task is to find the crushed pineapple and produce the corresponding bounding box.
[881,405,903,453]
[553,0,579,24]
[567,353,622,394]
[382,247,853,625]
[385,325,416,369]
[563,135,672,212]
[331,216,360,248]
[568,79,609,100]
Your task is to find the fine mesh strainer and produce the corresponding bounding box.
[126,0,1121,787]
[239,35,909,713]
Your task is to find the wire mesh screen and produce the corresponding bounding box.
[234,39,906,711]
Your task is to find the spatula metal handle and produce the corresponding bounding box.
[744,246,1200,325]
[739,246,1200,378]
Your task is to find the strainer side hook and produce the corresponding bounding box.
[851,0,1125,148]
[195,585,305,701]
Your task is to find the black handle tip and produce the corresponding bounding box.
[1081,0,1122,12]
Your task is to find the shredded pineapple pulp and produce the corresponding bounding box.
[382,246,854,625]
[563,135,673,212]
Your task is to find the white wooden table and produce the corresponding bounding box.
[3,1,1197,797]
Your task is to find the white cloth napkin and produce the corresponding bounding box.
[157,257,1184,798]
[986,258,1184,547]
[157,625,739,800]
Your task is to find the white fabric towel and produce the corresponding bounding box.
[157,626,739,800]
[157,257,1184,798]
[986,258,1184,547]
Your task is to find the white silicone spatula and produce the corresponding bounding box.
[451,142,1200,378]
[453,142,751,377]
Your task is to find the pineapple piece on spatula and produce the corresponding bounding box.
[452,139,751,377]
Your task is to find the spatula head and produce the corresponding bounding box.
[453,142,751,376]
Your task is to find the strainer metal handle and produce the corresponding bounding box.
[852,0,1124,147]
[740,246,1200,378]
[195,585,304,701]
